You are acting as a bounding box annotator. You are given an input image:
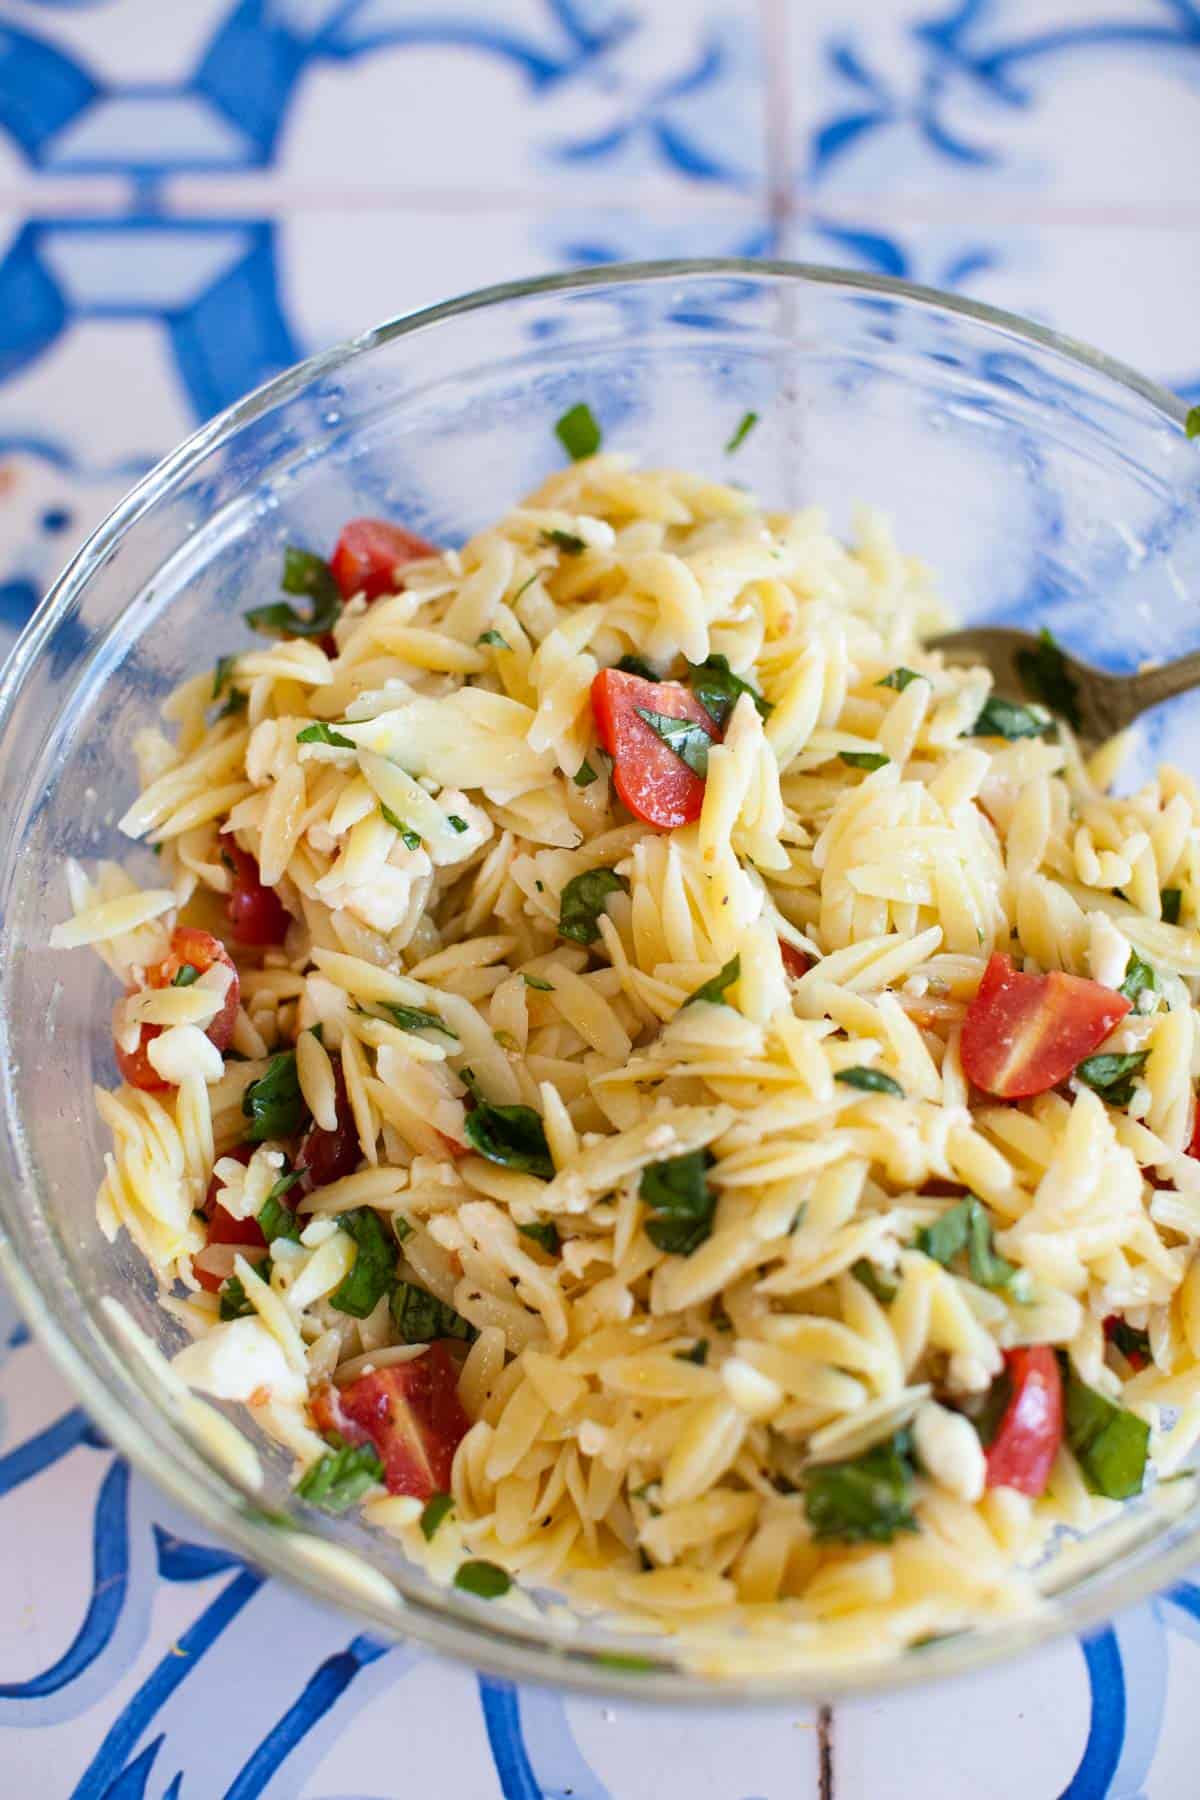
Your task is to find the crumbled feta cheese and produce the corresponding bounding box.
[214,1143,285,1221]
[913,1399,986,1503]
[146,1023,224,1085]
[173,1316,306,1403]
[426,791,493,868]
[1088,912,1132,993]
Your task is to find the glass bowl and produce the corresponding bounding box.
[2,261,1200,1704]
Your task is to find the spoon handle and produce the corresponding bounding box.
[1112,650,1200,731]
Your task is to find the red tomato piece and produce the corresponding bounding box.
[983,1346,1063,1497]
[1103,1315,1149,1371]
[330,518,439,603]
[960,952,1130,1100]
[114,926,241,1090]
[1188,1106,1200,1161]
[312,1342,470,1499]
[779,940,810,980]
[225,845,291,948]
[298,1058,360,1189]
[195,1146,264,1293]
[590,667,717,830]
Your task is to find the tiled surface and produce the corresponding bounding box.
[0,2,1198,1794]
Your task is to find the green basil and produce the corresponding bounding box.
[1187,405,1200,440]
[685,652,772,727]
[1107,1318,1151,1366]
[554,402,602,461]
[245,547,341,639]
[640,1149,717,1257]
[724,410,759,454]
[573,759,599,787]
[454,1559,512,1598]
[1014,627,1081,733]
[390,1281,476,1344]
[522,973,554,992]
[616,654,658,681]
[172,963,200,987]
[915,1196,1028,1296]
[683,954,740,1009]
[967,696,1053,740]
[212,654,237,698]
[851,1258,898,1304]
[379,802,422,850]
[839,750,890,771]
[297,721,355,749]
[518,1221,560,1255]
[242,1052,308,1141]
[296,1436,384,1513]
[635,707,713,778]
[328,1209,397,1318]
[217,1269,266,1321]
[1062,1360,1150,1499]
[558,867,628,945]
[464,1095,554,1179]
[392,1213,414,1245]
[257,1179,303,1244]
[1075,1051,1149,1108]
[878,667,924,692]
[378,1001,458,1040]
[214,687,248,721]
[674,1339,709,1365]
[420,1492,454,1540]
[541,528,586,556]
[448,815,468,834]
[836,1067,904,1098]
[1119,951,1158,1010]
[1162,887,1183,925]
[477,629,510,649]
[803,1431,918,1544]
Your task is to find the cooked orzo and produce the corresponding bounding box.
[54,431,1200,1673]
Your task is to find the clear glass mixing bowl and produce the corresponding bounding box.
[2,262,1200,1702]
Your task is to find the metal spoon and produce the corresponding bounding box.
[928,626,1200,741]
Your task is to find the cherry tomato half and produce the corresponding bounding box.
[298,1057,360,1189]
[311,1342,470,1500]
[194,1145,266,1293]
[114,926,240,1091]
[960,952,1130,1100]
[330,518,439,603]
[225,845,291,948]
[983,1346,1064,1497]
[590,667,716,830]
[780,940,810,980]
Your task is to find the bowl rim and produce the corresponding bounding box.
[1,256,1197,1706]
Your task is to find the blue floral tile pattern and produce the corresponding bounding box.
[1,2,1199,1794]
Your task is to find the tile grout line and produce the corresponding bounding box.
[759,0,795,247]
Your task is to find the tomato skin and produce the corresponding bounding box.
[195,1146,265,1292]
[114,926,240,1090]
[298,1059,360,1189]
[311,1342,470,1499]
[779,940,810,980]
[983,1346,1063,1497]
[960,952,1131,1100]
[330,518,438,603]
[590,667,716,830]
[225,846,291,948]
[1188,1107,1200,1162]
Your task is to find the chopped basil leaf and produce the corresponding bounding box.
[558,866,628,945]
[554,402,601,461]
[296,1436,384,1513]
[391,1213,414,1245]
[328,1209,397,1319]
[518,1221,560,1255]
[464,1095,554,1179]
[1119,951,1158,1010]
[171,963,200,987]
[724,410,759,454]
[640,1149,717,1257]
[851,1258,898,1304]
[967,696,1052,740]
[448,815,468,834]
[214,687,248,721]
[242,1051,307,1141]
[523,973,554,992]
[454,1559,512,1599]
[257,1181,303,1244]
[245,547,341,639]
[916,1196,1028,1296]
[803,1430,918,1544]
[635,707,713,778]
[420,1492,454,1540]
[541,528,586,556]
[477,629,510,649]
[1187,405,1200,440]
[1076,1050,1149,1107]
[378,801,422,850]
[685,652,772,727]
[297,721,355,749]
[1107,1318,1151,1366]
[839,750,890,771]
[616,653,658,681]
[573,759,599,788]
[836,1066,904,1098]
[391,1281,476,1343]
[1162,887,1183,925]
[683,954,740,1009]
[378,1000,458,1040]
[972,1366,1013,1448]
[878,667,924,692]
[594,1651,656,1673]
[1014,627,1081,733]
[212,654,237,698]
[674,1339,709,1365]
[217,1269,264,1321]
[1062,1359,1150,1499]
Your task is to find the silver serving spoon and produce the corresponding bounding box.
[928,626,1200,741]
